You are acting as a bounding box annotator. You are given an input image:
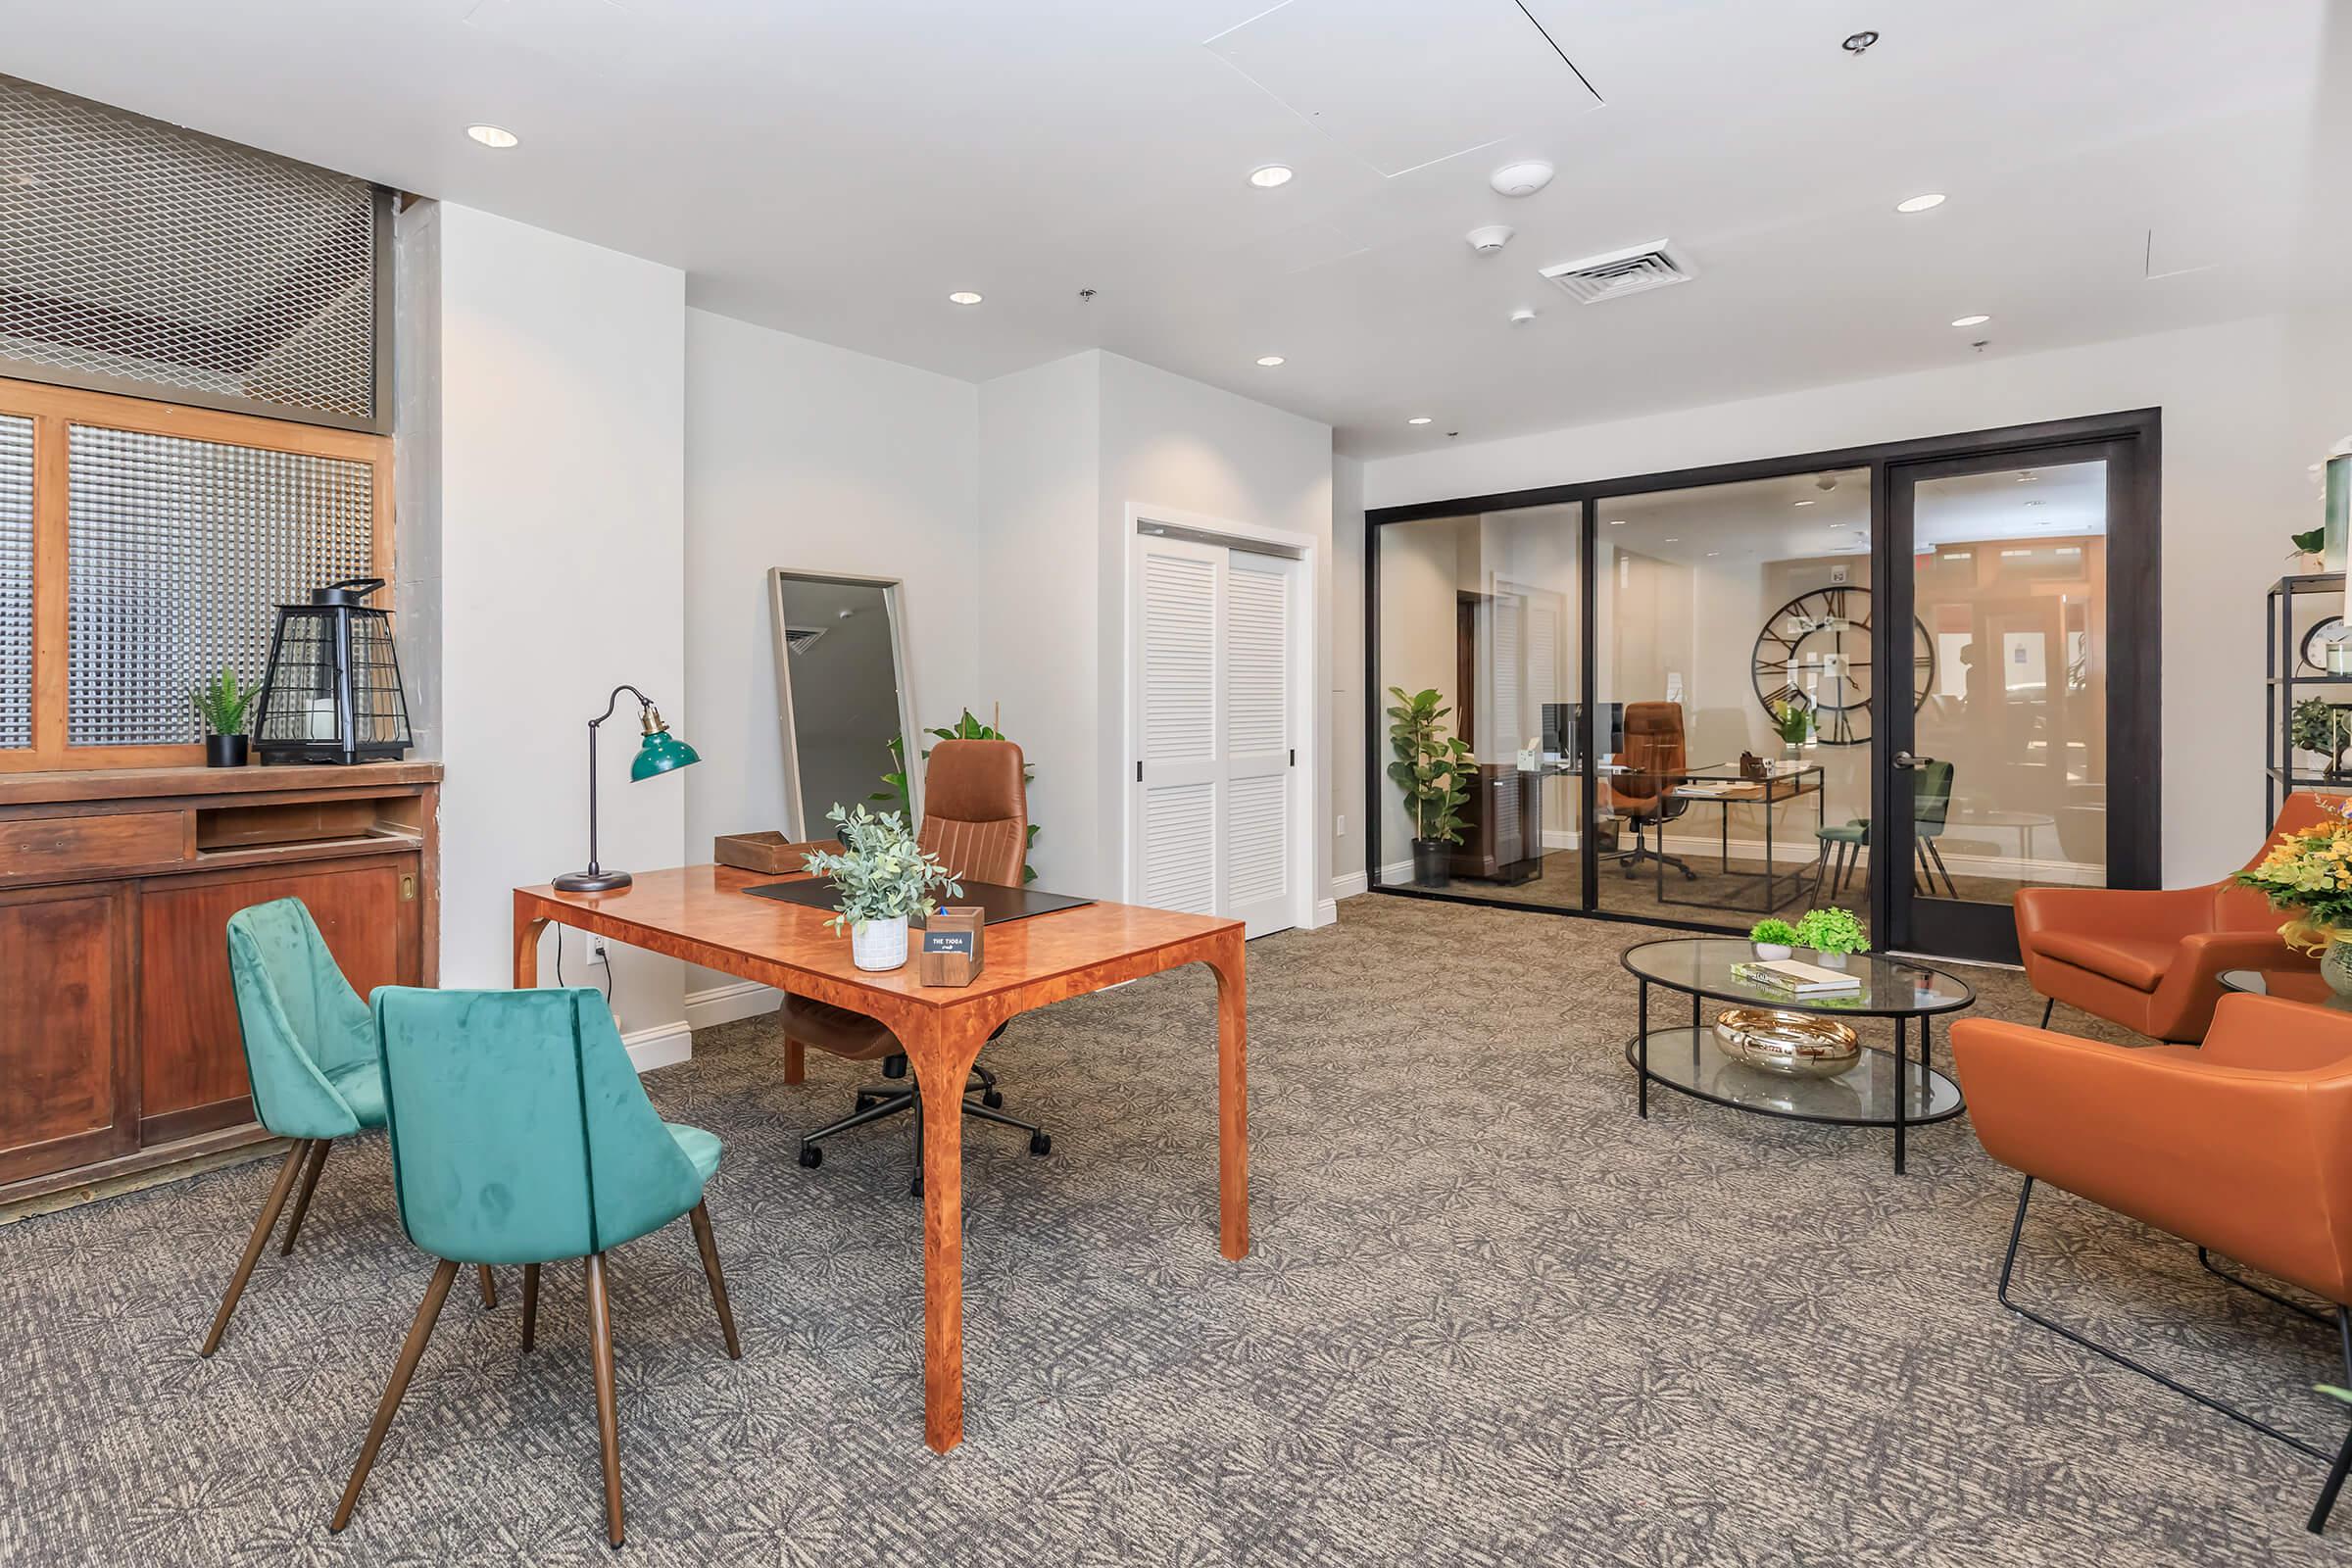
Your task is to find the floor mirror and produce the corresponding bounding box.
[767,569,919,839]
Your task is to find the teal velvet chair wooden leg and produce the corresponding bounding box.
[203,898,496,1355]
[334,986,738,1547]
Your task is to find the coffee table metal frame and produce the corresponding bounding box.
[1621,936,1975,1173]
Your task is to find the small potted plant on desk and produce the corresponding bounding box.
[1770,697,1815,761]
[1793,906,1870,969]
[1749,917,1799,961]
[192,666,255,767]
[1386,686,1474,888]
[801,803,961,972]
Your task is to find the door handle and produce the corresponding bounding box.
[1890,752,1932,770]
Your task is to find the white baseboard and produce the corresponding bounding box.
[1311,898,1339,927]
[622,1020,693,1074]
[1543,829,1580,852]
[1379,856,1416,884]
[1330,870,1369,901]
[685,979,782,1030]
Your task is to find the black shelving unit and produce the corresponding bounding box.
[2266,571,2352,827]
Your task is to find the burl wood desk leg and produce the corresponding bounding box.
[782,1037,806,1085]
[1210,929,1250,1261]
[906,1010,990,1454]
[514,910,549,988]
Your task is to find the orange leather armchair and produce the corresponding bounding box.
[2015,793,2331,1041]
[781,739,1049,1191]
[1952,995,2352,1533]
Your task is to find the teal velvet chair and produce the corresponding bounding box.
[1812,760,1958,900]
[202,898,495,1356]
[333,986,738,1547]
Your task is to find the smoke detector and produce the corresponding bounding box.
[1490,160,1554,198]
[1466,224,1515,255]
[1508,306,1539,325]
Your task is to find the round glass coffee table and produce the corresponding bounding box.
[2219,968,2351,1011]
[1621,937,1976,1173]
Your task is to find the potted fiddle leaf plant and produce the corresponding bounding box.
[801,803,961,972]
[1793,906,1870,968]
[1386,686,1474,888]
[192,666,255,768]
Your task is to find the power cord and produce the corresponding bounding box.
[553,923,614,1004]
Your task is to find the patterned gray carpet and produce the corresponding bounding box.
[2,896,2345,1566]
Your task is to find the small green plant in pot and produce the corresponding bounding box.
[2294,697,2352,780]
[1749,917,1799,960]
[1793,906,1870,967]
[801,803,962,972]
[1770,697,1815,757]
[1386,687,1474,887]
[191,666,256,768]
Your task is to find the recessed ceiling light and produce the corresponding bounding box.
[1407,416,1433,425]
[1950,313,1990,327]
[948,291,984,305]
[1607,518,1626,525]
[1249,165,1294,189]
[466,124,519,149]
[1792,499,1817,508]
[1705,551,1720,558]
[1255,355,1285,367]
[1664,537,1680,543]
[2025,500,2043,508]
[1895,192,1945,214]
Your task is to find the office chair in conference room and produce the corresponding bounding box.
[1612,701,1698,882]
[783,738,1050,1194]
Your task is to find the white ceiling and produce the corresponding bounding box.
[4,0,2332,458]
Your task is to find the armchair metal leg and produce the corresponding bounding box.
[519,1263,540,1352]
[584,1251,625,1547]
[2314,1406,2352,1535]
[2199,1247,2335,1326]
[477,1264,498,1309]
[688,1200,742,1359]
[200,1139,310,1356]
[278,1139,331,1256]
[1997,1176,2334,1461]
[2039,997,2055,1030]
[331,1257,460,1533]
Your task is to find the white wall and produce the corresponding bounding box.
[1096,352,1336,913]
[975,353,1101,892]
[1357,316,2304,886]
[429,204,689,1043]
[1331,453,1367,893]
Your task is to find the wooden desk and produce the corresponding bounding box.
[513,864,1249,1453]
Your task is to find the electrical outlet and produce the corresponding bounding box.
[583,931,609,967]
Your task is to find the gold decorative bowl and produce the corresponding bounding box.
[1713,1007,1862,1078]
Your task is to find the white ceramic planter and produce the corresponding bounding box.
[1812,949,1850,970]
[1753,942,1793,961]
[851,914,909,972]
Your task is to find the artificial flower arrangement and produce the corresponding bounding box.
[2235,802,2352,963]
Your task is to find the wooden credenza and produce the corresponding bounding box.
[0,763,440,1202]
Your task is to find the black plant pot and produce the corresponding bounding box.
[1411,839,1450,888]
[204,734,249,768]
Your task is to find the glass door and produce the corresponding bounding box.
[1880,438,2156,961]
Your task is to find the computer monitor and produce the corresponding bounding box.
[1543,702,1623,766]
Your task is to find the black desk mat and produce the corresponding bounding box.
[743,877,1094,926]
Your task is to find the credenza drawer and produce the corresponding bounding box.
[0,810,186,879]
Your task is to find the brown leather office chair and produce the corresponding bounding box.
[783,739,1049,1194]
[2015,793,2330,1042]
[1609,700,1697,881]
[1952,995,2352,1533]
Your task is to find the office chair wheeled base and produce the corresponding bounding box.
[797,1046,1051,1193]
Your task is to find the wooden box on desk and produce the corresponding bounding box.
[713,831,835,875]
[918,907,985,987]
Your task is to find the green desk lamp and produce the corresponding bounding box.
[554,685,700,893]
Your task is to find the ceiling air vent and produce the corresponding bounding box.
[1539,240,1695,305]
[782,626,829,656]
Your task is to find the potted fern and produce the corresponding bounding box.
[192,666,256,768]
[800,803,961,971]
[1386,686,1474,887]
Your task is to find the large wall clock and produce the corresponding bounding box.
[1749,586,1934,746]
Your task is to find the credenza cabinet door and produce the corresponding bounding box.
[136,855,420,1145]
[0,884,134,1185]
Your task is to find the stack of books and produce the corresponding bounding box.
[1731,957,1863,996]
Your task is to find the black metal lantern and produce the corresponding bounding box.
[254,577,414,765]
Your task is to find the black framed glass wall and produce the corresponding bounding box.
[1372,503,1583,908]
[1363,409,2162,956]
[1591,468,1871,926]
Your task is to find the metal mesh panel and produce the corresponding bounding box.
[0,74,381,426]
[67,423,373,747]
[0,414,28,749]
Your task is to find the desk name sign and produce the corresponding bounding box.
[918,906,985,987]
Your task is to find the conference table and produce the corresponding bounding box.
[513,864,1250,1453]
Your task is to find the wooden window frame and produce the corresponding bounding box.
[0,375,394,773]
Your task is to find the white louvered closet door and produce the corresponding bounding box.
[1136,538,1224,917]
[1132,533,1301,939]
